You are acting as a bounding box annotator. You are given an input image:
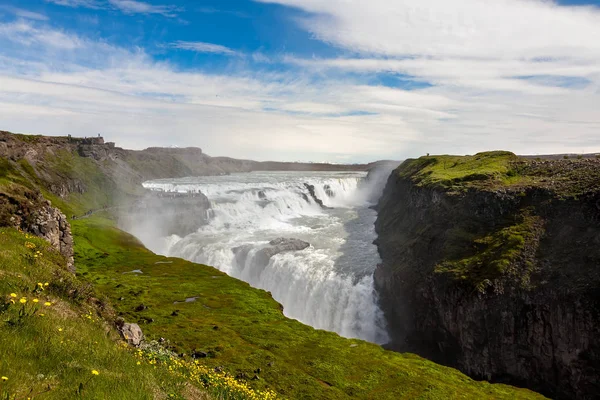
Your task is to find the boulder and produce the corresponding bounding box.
[119,323,144,346]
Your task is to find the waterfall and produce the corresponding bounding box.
[140,171,389,344]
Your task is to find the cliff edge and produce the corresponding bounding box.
[374,151,600,399]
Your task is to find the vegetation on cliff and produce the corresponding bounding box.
[399,151,600,196]
[396,151,600,289]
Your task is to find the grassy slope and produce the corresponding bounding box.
[0,228,197,399]
[0,142,547,399]
[71,215,545,400]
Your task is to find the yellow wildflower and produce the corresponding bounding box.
[1,376,7,381]
[19,298,27,304]
[58,328,63,332]
[136,361,141,365]
[44,282,49,287]
[33,299,39,303]
[91,370,99,376]
[37,283,43,287]
[44,302,51,306]
[10,293,16,298]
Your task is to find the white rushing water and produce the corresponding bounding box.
[141,171,389,344]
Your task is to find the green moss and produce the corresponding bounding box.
[398,151,520,191]
[71,216,546,399]
[435,214,541,291]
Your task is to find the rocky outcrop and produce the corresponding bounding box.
[374,157,600,399]
[0,188,74,272]
[29,201,75,272]
[233,238,310,270]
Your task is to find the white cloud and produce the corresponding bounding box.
[0,6,49,21]
[256,0,600,59]
[171,41,241,56]
[0,21,83,49]
[254,0,600,155]
[45,0,181,17]
[44,0,102,9]
[107,0,180,17]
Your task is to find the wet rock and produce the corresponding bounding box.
[251,238,310,267]
[257,190,267,199]
[324,184,335,197]
[304,183,331,209]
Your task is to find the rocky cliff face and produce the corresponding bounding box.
[374,154,600,400]
[0,189,74,272]
[29,200,75,272]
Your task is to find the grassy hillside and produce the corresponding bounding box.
[0,227,278,400]
[0,133,548,399]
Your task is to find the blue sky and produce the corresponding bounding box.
[0,0,599,162]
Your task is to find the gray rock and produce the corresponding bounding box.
[268,238,310,251]
[253,238,310,266]
[120,323,144,346]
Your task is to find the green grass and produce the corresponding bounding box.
[71,216,546,400]
[397,151,521,191]
[0,228,194,400]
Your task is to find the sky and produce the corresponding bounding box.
[0,0,599,162]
